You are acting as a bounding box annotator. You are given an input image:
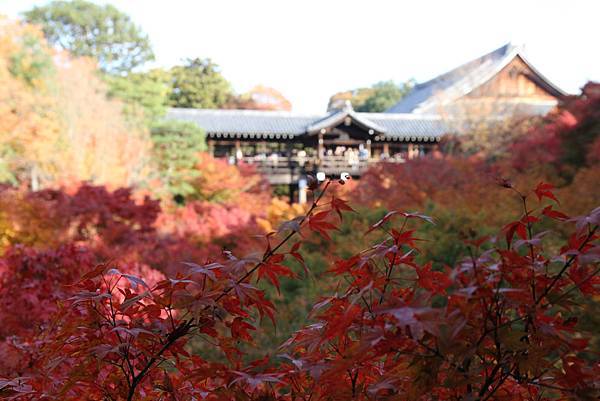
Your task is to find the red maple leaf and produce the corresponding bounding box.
[502,221,528,246]
[330,196,355,221]
[308,211,338,240]
[257,261,295,293]
[534,182,559,204]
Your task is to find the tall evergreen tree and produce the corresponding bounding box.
[24,0,154,74]
[150,120,206,200]
[169,58,233,109]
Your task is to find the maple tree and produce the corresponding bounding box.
[188,153,272,208]
[0,177,269,377]
[52,54,152,188]
[510,82,600,179]
[0,17,152,190]
[0,16,60,186]
[0,178,597,400]
[285,181,598,400]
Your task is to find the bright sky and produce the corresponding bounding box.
[3,0,599,113]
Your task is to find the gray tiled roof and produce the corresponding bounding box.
[363,113,447,138]
[167,108,317,135]
[166,107,449,140]
[386,43,566,114]
[435,101,558,118]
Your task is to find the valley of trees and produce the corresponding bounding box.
[0,1,599,400]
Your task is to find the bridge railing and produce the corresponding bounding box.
[241,155,404,177]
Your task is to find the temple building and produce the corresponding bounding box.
[168,102,446,185]
[167,43,566,192]
[386,43,566,117]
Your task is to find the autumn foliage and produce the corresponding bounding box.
[0,16,151,189]
[510,82,600,177]
[1,14,599,401]
[0,178,598,401]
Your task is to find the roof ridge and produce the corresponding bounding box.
[416,42,515,88]
[170,107,446,121]
[384,42,556,114]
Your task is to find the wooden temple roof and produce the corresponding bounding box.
[167,43,566,142]
[386,43,566,114]
[167,105,447,142]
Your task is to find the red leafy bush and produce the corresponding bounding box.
[0,184,160,254]
[0,243,166,377]
[354,157,502,211]
[510,82,600,176]
[156,201,265,260]
[0,180,268,272]
[0,180,270,380]
[0,244,94,341]
[1,181,598,400]
[191,153,272,210]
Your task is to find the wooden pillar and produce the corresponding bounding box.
[366,139,372,158]
[383,143,390,156]
[207,139,215,156]
[408,143,414,160]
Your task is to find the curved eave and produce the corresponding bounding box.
[307,110,387,135]
[517,53,568,97]
[207,131,443,143]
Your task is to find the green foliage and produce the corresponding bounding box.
[0,146,18,185]
[355,80,414,112]
[106,68,170,125]
[150,120,206,198]
[24,0,154,74]
[414,201,496,267]
[8,31,53,86]
[328,80,413,112]
[169,58,233,109]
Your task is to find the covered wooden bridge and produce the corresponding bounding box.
[167,101,447,186]
[166,43,565,201]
